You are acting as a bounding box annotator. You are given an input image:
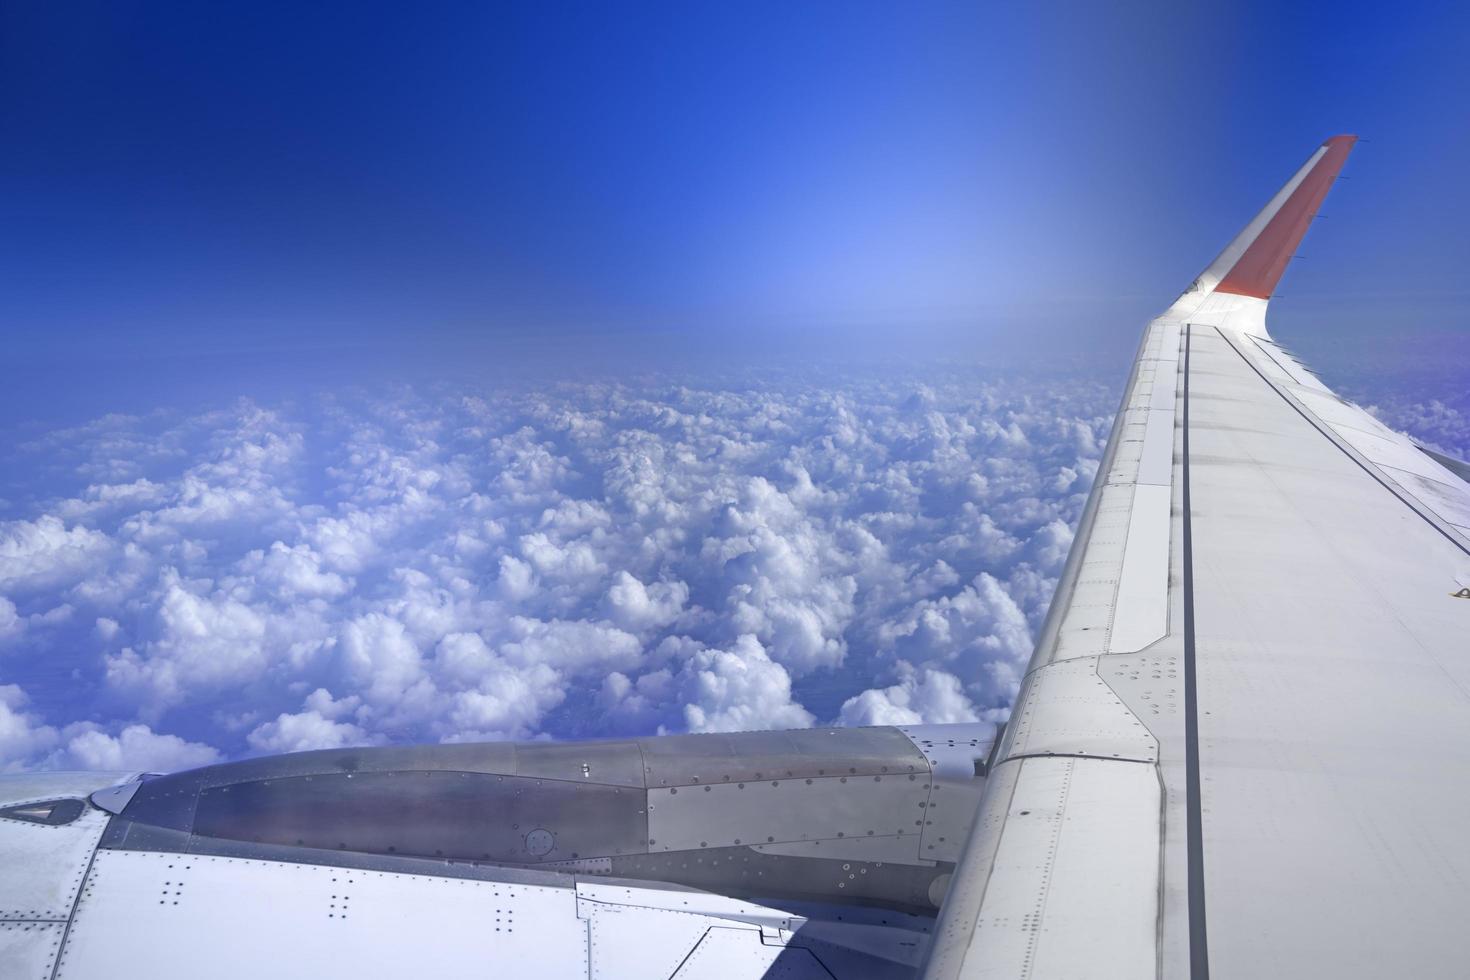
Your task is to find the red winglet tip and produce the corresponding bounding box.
[1214,137,1357,300]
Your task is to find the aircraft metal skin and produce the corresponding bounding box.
[5,136,1469,978]
[0,725,993,978]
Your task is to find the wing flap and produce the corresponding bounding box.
[928,758,1161,980]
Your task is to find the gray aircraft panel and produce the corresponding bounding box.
[648,772,930,851]
[639,727,930,786]
[191,769,648,862]
[79,723,992,925]
[513,739,648,786]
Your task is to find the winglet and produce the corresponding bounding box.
[1202,135,1357,301]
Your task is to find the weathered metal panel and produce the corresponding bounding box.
[192,741,520,786]
[607,843,945,914]
[190,770,647,863]
[752,834,924,864]
[0,774,124,923]
[514,740,646,787]
[87,726,989,917]
[56,850,589,979]
[1002,657,1158,764]
[578,880,933,979]
[582,898,713,979]
[956,757,1160,979]
[647,772,930,852]
[1108,483,1172,653]
[671,926,828,978]
[0,920,66,978]
[897,725,995,864]
[638,727,928,787]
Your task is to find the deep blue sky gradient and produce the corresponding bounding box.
[3,1,1469,423]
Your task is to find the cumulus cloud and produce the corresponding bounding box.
[0,369,1117,769]
[247,695,376,754]
[235,542,352,600]
[604,571,689,631]
[0,685,60,772]
[0,683,220,774]
[838,665,984,726]
[335,612,430,712]
[104,568,271,717]
[0,597,22,642]
[1363,396,1470,461]
[0,515,113,593]
[61,724,223,772]
[442,634,564,741]
[874,572,1036,705]
[674,634,814,733]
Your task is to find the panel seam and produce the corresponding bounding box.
[1182,324,1210,980]
[48,835,102,980]
[1221,327,1469,557]
[999,752,1155,766]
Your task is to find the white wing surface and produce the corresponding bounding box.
[925,135,1470,979]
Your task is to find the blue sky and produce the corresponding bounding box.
[5,1,1469,417]
[1,2,1468,769]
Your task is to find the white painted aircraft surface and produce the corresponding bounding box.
[5,135,1469,979]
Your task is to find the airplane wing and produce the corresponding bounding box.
[924,136,1470,979]
[0,724,995,979]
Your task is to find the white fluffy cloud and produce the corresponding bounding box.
[236,542,352,600]
[838,665,985,726]
[0,685,60,772]
[0,683,220,774]
[0,369,1122,770]
[675,634,814,733]
[104,568,271,717]
[0,515,113,593]
[61,724,223,772]
[874,572,1036,706]
[248,709,375,754]
[604,571,689,631]
[0,597,22,642]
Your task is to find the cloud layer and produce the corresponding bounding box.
[2,368,1116,770]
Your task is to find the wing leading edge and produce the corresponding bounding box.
[925,137,1470,979]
